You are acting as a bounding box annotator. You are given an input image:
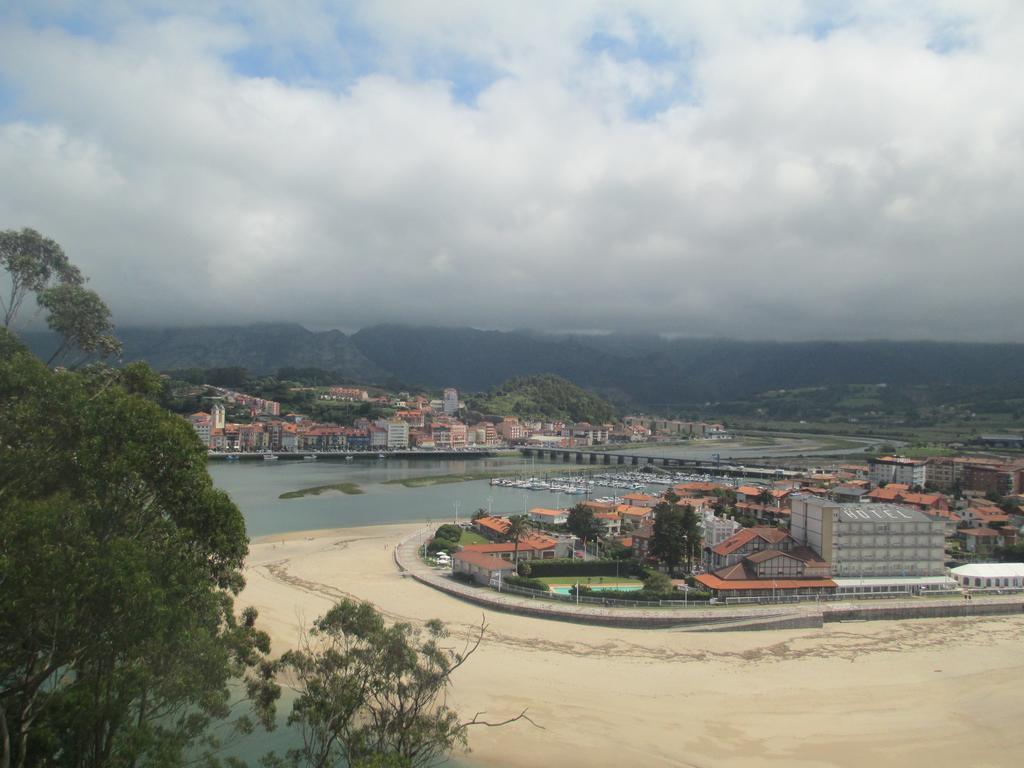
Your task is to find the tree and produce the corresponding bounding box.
[566,504,601,543]
[0,331,279,768]
[504,515,532,565]
[280,600,537,768]
[650,502,687,574]
[37,282,121,365]
[643,571,674,597]
[650,502,701,575]
[0,227,82,329]
[434,524,462,544]
[679,504,702,572]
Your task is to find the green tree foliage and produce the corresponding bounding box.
[995,542,1024,563]
[466,374,616,423]
[642,571,674,597]
[650,501,701,575]
[279,600,535,768]
[434,524,462,543]
[167,366,250,388]
[0,228,82,329]
[504,515,532,564]
[0,331,279,768]
[565,504,602,542]
[37,282,121,365]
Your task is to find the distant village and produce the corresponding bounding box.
[183,382,1024,604]
[184,384,729,453]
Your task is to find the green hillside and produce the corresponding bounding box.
[467,374,616,423]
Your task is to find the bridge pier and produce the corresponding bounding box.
[562,452,570,462]
[617,455,625,464]
[575,452,583,463]
[631,456,639,466]
[603,454,611,464]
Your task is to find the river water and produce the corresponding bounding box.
[211,436,884,536]
[210,455,572,538]
[210,434,882,539]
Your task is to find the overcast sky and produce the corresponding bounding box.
[2,1,1023,341]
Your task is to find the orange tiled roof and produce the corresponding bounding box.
[695,574,836,591]
[453,551,516,570]
[710,527,790,557]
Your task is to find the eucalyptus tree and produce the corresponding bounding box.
[0,331,278,768]
[279,600,536,768]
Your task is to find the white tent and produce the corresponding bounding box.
[950,563,1024,589]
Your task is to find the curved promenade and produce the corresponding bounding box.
[394,528,1024,631]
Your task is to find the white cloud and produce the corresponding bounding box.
[0,1,1022,340]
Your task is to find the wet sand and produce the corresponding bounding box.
[241,524,1024,768]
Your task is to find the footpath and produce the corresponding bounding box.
[394,528,1024,632]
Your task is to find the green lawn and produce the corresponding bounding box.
[458,530,489,545]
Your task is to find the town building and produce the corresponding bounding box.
[188,412,211,446]
[957,527,1003,556]
[699,510,741,548]
[452,551,515,586]
[695,548,836,599]
[442,387,459,416]
[706,527,792,570]
[460,533,566,561]
[386,421,410,450]
[789,496,946,578]
[528,507,568,526]
[867,456,927,487]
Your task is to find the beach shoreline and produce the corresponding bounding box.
[241,524,1024,768]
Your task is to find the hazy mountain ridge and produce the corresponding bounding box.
[18,323,1024,407]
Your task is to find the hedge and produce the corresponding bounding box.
[526,558,642,578]
[503,575,550,593]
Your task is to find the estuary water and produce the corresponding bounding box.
[210,433,885,539]
[209,455,569,538]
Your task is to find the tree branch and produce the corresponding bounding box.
[462,708,544,730]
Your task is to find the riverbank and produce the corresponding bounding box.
[241,524,1024,768]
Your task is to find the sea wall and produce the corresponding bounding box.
[824,599,1024,624]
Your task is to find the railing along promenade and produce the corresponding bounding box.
[393,528,1024,632]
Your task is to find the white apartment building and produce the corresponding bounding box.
[790,496,946,578]
[867,456,927,487]
[188,412,211,447]
[442,388,459,416]
[700,510,741,548]
[386,421,410,450]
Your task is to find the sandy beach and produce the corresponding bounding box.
[241,524,1024,767]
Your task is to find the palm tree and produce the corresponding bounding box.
[505,514,532,565]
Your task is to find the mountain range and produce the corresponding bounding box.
[19,323,1024,408]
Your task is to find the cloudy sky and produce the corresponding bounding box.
[2,1,1022,341]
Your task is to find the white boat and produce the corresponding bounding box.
[263,454,278,461]
[345,455,354,461]
[377,453,386,459]
[303,455,317,461]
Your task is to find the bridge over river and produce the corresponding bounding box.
[518,446,801,480]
